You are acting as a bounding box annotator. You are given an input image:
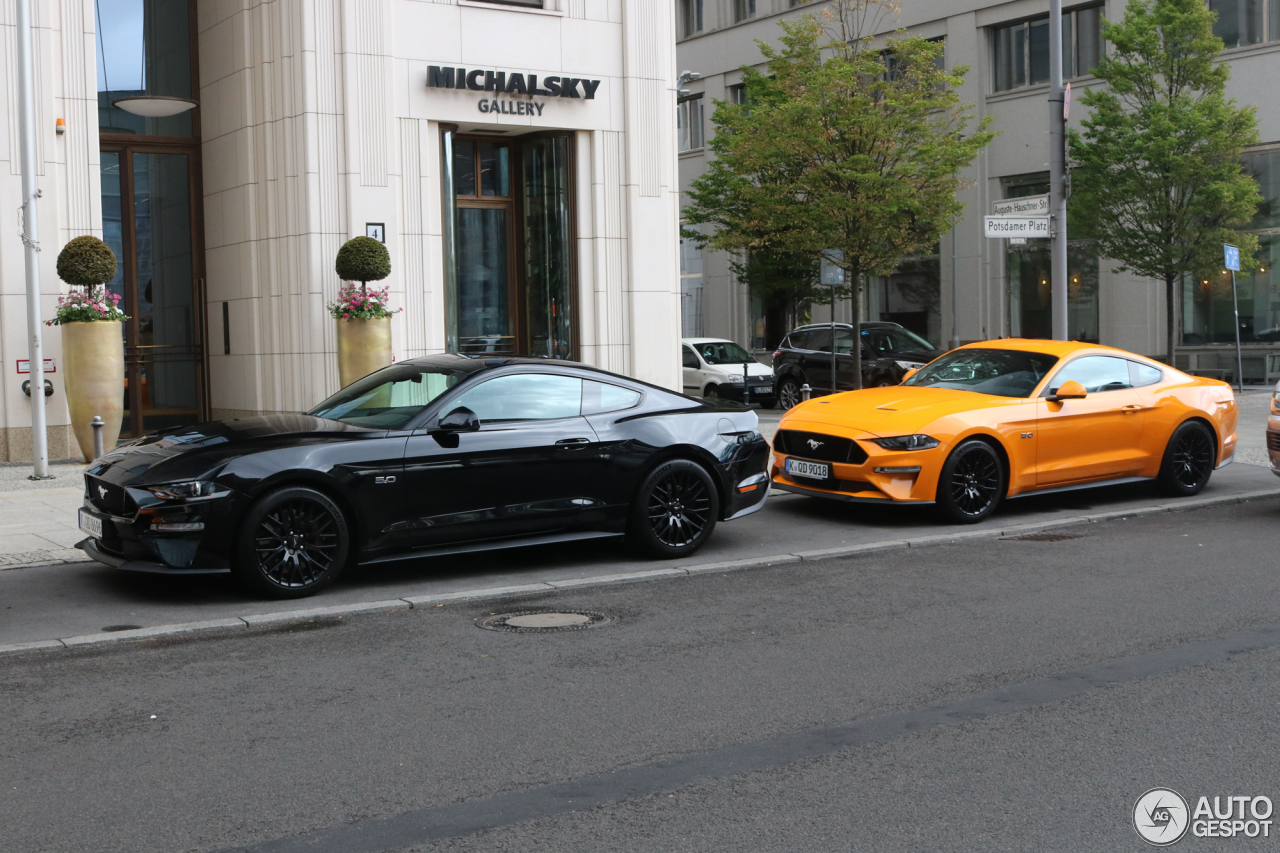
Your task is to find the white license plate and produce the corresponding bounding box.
[78,509,103,538]
[785,458,831,480]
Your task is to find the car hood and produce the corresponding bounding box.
[779,386,1018,438]
[87,414,380,486]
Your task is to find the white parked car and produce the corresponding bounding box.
[681,338,776,408]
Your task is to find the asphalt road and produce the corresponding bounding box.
[3,498,1280,852]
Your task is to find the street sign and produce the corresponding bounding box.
[1009,237,1028,245]
[1064,81,1071,120]
[1225,244,1240,272]
[819,251,844,285]
[984,216,1051,239]
[992,194,1050,216]
[16,358,55,374]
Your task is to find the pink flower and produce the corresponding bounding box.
[343,312,349,319]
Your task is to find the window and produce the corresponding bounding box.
[1130,362,1164,387]
[905,349,1059,398]
[884,37,946,82]
[727,84,748,106]
[681,0,703,37]
[697,341,756,365]
[1208,0,1280,47]
[583,381,641,415]
[680,225,704,336]
[677,96,704,151]
[682,346,701,369]
[993,5,1104,93]
[1046,356,1133,394]
[451,374,583,423]
[733,0,755,23]
[309,365,467,429]
[863,327,935,355]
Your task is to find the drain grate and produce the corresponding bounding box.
[1005,531,1083,542]
[476,610,616,634]
[101,624,143,632]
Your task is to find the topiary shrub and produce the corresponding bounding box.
[57,235,117,288]
[335,236,391,292]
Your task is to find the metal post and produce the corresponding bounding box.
[830,286,837,396]
[17,0,50,479]
[1231,270,1245,393]
[800,384,811,402]
[950,222,960,349]
[91,416,105,461]
[1049,0,1069,341]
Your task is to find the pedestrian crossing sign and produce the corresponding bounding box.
[1224,244,1240,272]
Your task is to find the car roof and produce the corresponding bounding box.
[682,338,743,345]
[789,322,903,332]
[399,353,596,375]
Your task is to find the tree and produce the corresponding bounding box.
[56,235,116,289]
[335,236,391,292]
[682,0,993,389]
[1068,0,1261,363]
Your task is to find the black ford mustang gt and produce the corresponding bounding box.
[76,355,771,598]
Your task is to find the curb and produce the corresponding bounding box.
[4,487,1279,656]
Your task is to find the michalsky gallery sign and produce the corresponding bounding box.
[427,66,602,114]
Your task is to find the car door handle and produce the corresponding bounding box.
[555,437,592,449]
[1121,405,1143,414]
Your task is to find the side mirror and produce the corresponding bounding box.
[901,367,919,383]
[1047,380,1087,402]
[434,406,480,433]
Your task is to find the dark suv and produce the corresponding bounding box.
[772,322,943,409]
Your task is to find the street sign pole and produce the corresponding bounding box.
[1226,245,1244,393]
[1049,0,1068,341]
[17,0,50,479]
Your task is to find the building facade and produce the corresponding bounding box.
[676,0,1280,381]
[0,0,681,461]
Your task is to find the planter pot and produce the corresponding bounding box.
[336,316,392,388]
[61,319,125,462]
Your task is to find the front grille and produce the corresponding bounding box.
[773,430,869,465]
[86,476,135,517]
[1268,431,1280,452]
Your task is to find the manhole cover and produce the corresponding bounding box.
[101,624,143,632]
[476,610,616,633]
[1005,531,1083,542]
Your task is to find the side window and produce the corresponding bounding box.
[449,374,583,423]
[682,347,700,369]
[583,380,642,415]
[832,329,854,354]
[787,331,809,350]
[1130,361,1164,388]
[806,329,833,353]
[1046,356,1133,395]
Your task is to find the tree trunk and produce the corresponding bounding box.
[850,267,862,390]
[1165,274,1177,368]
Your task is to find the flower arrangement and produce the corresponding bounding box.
[46,286,129,326]
[327,282,399,321]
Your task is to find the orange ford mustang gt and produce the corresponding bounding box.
[770,340,1238,523]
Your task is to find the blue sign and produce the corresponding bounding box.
[1224,244,1240,272]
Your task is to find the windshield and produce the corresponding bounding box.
[309,365,467,429]
[862,327,934,354]
[697,341,756,365]
[902,348,1057,398]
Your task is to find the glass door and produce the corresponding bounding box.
[451,138,517,355]
[99,145,205,435]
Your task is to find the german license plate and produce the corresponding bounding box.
[785,458,830,480]
[78,509,103,538]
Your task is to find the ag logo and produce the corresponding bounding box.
[1134,788,1190,846]
[806,439,824,450]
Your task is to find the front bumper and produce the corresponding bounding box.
[769,433,943,505]
[75,490,241,573]
[715,383,776,403]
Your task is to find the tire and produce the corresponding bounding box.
[627,459,720,559]
[233,486,351,598]
[934,439,1006,524]
[1157,420,1216,497]
[778,377,802,410]
[759,397,777,410]
[704,384,721,400]
[871,377,896,388]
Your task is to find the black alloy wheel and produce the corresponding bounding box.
[1157,420,1216,496]
[628,459,720,558]
[778,378,802,410]
[935,439,1005,524]
[234,486,351,598]
[759,397,777,410]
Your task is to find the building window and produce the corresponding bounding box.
[1209,0,1280,48]
[677,96,704,152]
[681,0,703,37]
[680,227,704,337]
[1182,149,1278,355]
[727,84,747,105]
[993,5,1103,93]
[733,0,755,24]
[884,37,946,82]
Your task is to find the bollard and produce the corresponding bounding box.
[91,415,105,461]
[800,383,811,402]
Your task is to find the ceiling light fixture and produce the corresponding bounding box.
[111,95,198,117]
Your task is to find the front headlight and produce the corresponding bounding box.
[895,360,925,370]
[146,481,226,501]
[872,434,941,451]
[726,373,745,384]
[1273,391,1280,412]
